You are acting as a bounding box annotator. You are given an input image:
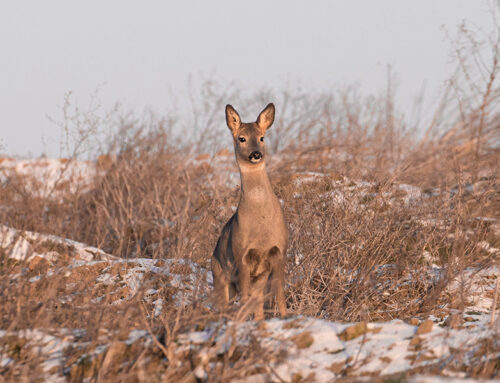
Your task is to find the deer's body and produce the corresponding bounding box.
[211,104,288,320]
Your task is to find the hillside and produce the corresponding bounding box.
[0,151,498,382]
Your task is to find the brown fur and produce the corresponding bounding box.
[211,103,288,320]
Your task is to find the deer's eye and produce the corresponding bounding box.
[260,136,264,142]
[238,137,246,143]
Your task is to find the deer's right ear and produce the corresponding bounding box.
[225,104,241,134]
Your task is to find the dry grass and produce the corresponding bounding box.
[0,14,499,382]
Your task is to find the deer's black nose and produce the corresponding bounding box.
[249,151,262,161]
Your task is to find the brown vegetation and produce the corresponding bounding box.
[0,15,499,382]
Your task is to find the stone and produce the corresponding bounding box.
[28,255,49,273]
[416,319,433,335]
[339,322,368,341]
[291,331,315,349]
[409,318,419,326]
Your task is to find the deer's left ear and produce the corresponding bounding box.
[256,103,275,132]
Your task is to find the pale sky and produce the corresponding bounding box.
[0,1,495,157]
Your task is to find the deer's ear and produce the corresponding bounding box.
[225,104,241,134]
[257,103,275,132]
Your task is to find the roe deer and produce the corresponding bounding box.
[211,103,288,320]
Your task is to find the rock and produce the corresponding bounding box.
[28,255,49,273]
[445,314,463,329]
[292,372,316,382]
[410,336,423,346]
[283,318,304,329]
[416,319,433,335]
[409,318,419,326]
[291,330,315,349]
[257,321,267,331]
[328,361,346,374]
[339,322,368,341]
[379,356,392,364]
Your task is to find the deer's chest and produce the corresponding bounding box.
[234,200,287,251]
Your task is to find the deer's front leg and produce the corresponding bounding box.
[251,270,271,320]
[270,247,287,317]
[239,263,251,301]
[240,248,258,301]
[211,258,230,310]
[274,269,287,317]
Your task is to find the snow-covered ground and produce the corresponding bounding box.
[0,225,498,382]
[179,312,499,382]
[0,157,97,197]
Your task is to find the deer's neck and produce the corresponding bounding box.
[238,162,276,207]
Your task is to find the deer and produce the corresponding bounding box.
[211,103,288,320]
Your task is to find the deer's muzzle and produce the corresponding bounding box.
[248,151,262,163]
